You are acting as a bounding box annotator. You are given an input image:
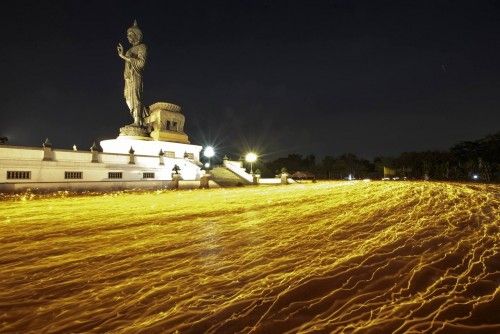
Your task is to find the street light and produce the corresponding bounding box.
[203,146,215,170]
[245,152,257,174]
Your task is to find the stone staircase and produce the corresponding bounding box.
[210,166,252,187]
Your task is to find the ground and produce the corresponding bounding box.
[0,181,499,333]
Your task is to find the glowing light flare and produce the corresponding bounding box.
[245,152,258,174]
[245,152,257,163]
[203,146,215,158]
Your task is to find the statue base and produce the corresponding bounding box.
[100,137,202,158]
[119,124,150,139]
[149,129,190,144]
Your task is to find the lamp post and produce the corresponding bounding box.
[203,146,215,170]
[245,152,257,174]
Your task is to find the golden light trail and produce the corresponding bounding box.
[0,182,498,333]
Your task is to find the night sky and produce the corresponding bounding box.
[2,0,499,160]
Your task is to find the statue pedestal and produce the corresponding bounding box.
[100,137,202,161]
[119,124,150,140]
[149,129,190,143]
[104,102,200,159]
[144,102,190,144]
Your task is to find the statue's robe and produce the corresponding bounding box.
[124,43,148,122]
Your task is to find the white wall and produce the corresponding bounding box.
[0,145,203,186]
[100,138,202,161]
[258,178,296,184]
[259,178,281,184]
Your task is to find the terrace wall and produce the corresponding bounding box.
[0,145,207,192]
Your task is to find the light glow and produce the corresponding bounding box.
[203,146,215,158]
[245,152,257,163]
[0,181,498,332]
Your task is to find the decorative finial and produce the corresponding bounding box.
[127,19,143,42]
[43,138,52,148]
[130,19,140,31]
[129,146,135,154]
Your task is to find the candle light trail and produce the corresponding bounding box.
[0,181,498,333]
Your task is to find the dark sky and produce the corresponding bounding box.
[2,0,499,160]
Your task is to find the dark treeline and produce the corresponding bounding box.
[257,132,499,182]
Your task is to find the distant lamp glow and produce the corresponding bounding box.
[203,146,215,158]
[245,152,258,174]
[472,174,479,180]
[203,146,215,170]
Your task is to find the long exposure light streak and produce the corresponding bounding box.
[0,181,498,333]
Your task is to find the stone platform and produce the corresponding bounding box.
[100,137,202,160]
[119,124,151,139]
[145,102,190,144]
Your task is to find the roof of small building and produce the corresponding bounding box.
[149,102,182,113]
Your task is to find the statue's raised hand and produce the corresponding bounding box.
[117,43,124,57]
